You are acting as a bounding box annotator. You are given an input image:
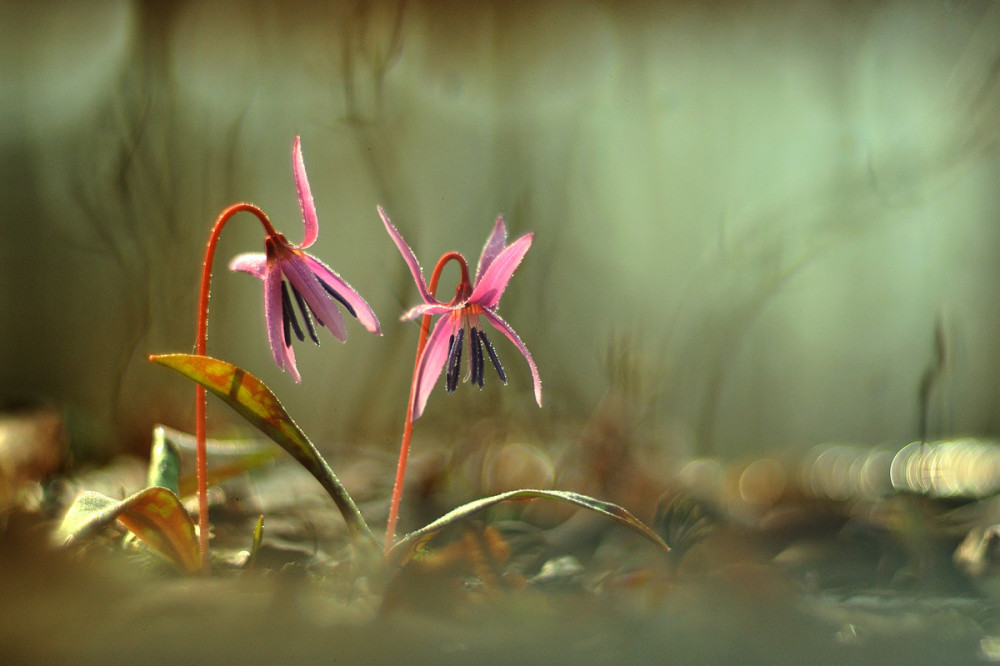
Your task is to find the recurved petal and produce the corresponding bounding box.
[379,206,437,305]
[401,301,455,321]
[264,262,301,382]
[302,254,381,335]
[293,136,319,248]
[229,252,268,279]
[282,340,300,383]
[475,215,508,282]
[468,233,533,308]
[280,250,347,341]
[481,309,542,407]
[411,314,457,419]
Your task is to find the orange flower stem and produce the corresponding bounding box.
[195,203,277,574]
[385,251,468,552]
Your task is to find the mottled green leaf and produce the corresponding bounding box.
[148,354,377,551]
[148,426,182,494]
[154,424,280,498]
[387,489,671,567]
[58,487,200,574]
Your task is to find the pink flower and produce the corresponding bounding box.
[379,206,542,419]
[230,138,380,382]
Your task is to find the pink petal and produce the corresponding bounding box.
[411,313,458,419]
[229,252,267,279]
[401,302,455,321]
[282,343,300,383]
[481,309,542,407]
[474,215,507,282]
[293,137,319,248]
[468,233,533,309]
[302,254,382,335]
[264,262,301,382]
[379,206,437,305]
[279,250,347,341]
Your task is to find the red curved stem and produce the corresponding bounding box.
[384,251,468,552]
[195,203,277,573]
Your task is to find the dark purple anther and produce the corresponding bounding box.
[290,283,320,344]
[480,329,506,384]
[281,281,305,344]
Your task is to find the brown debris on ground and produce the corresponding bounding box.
[2,401,999,663]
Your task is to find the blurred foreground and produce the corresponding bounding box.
[5,409,1000,662]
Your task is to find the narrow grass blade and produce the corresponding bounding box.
[248,514,264,570]
[387,488,670,567]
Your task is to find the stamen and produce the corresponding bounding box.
[445,334,456,393]
[469,326,479,386]
[318,279,358,318]
[480,329,506,384]
[470,326,484,388]
[282,294,292,346]
[476,332,485,388]
[446,328,464,393]
[281,281,305,344]
[290,283,320,344]
[453,328,464,389]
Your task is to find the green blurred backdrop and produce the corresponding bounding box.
[1,0,998,462]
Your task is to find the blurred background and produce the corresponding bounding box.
[1,0,998,467]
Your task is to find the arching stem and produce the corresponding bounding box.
[195,203,277,573]
[385,251,469,552]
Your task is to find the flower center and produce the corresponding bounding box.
[450,280,473,304]
[264,233,291,258]
[444,305,506,393]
